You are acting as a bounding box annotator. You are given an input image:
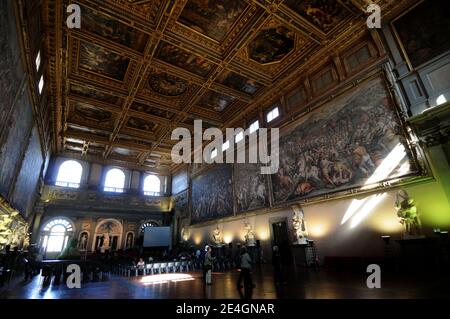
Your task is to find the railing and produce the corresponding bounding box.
[103,186,124,193]
[144,191,160,196]
[55,181,80,188]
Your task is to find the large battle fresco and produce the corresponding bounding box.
[79,42,130,80]
[191,164,233,223]
[0,84,34,199]
[393,0,450,68]
[284,0,350,33]
[248,27,295,64]
[11,125,44,218]
[179,0,247,42]
[234,163,270,213]
[271,75,417,204]
[81,5,148,52]
[156,41,213,77]
[0,0,24,130]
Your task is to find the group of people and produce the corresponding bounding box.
[202,245,255,290]
[0,245,42,286]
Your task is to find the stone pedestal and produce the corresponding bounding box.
[292,243,316,267]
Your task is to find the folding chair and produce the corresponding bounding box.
[153,263,160,274]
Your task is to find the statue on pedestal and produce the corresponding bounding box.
[212,226,223,247]
[244,222,256,247]
[395,190,422,237]
[292,205,308,245]
[102,233,111,249]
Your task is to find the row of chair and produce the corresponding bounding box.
[114,261,195,277]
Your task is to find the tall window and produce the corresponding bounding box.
[143,175,160,196]
[38,75,44,94]
[56,160,83,188]
[249,120,259,134]
[104,168,125,193]
[41,218,73,253]
[266,106,280,123]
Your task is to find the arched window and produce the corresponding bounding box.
[143,175,160,196]
[41,218,73,253]
[56,160,83,188]
[140,221,158,233]
[104,168,125,193]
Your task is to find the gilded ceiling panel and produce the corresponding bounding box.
[248,26,296,64]
[79,42,130,81]
[148,71,189,96]
[283,0,351,33]
[80,5,149,52]
[131,103,176,120]
[69,83,120,105]
[197,90,236,112]
[178,0,248,42]
[215,70,262,95]
[155,41,214,77]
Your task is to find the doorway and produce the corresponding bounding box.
[271,220,292,264]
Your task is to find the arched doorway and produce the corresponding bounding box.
[40,218,74,258]
[93,219,123,252]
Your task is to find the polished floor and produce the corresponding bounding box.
[1,265,450,299]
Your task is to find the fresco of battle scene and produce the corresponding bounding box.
[191,164,233,223]
[271,75,417,204]
[234,163,270,213]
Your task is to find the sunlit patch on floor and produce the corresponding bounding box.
[140,273,195,285]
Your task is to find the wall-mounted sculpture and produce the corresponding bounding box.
[395,190,422,238]
[212,226,223,247]
[292,205,309,245]
[244,222,256,247]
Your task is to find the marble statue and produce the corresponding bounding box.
[212,226,223,246]
[79,233,88,250]
[292,205,309,245]
[395,190,422,237]
[244,222,256,247]
[102,233,111,248]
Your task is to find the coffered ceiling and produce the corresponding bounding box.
[41,0,402,172]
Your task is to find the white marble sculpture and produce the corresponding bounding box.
[212,226,223,246]
[244,222,256,247]
[292,205,309,245]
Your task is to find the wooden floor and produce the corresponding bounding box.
[1,265,450,299]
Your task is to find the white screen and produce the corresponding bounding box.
[143,227,171,247]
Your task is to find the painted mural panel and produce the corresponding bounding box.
[156,41,213,77]
[234,163,269,213]
[0,0,24,128]
[191,164,233,223]
[216,70,261,95]
[81,5,148,52]
[79,42,130,80]
[11,125,44,218]
[0,84,34,198]
[271,74,417,204]
[173,190,189,218]
[393,0,450,68]
[248,27,295,64]
[179,0,247,42]
[284,0,350,33]
[172,170,188,195]
[197,90,235,112]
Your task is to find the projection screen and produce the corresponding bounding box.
[143,226,171,247]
